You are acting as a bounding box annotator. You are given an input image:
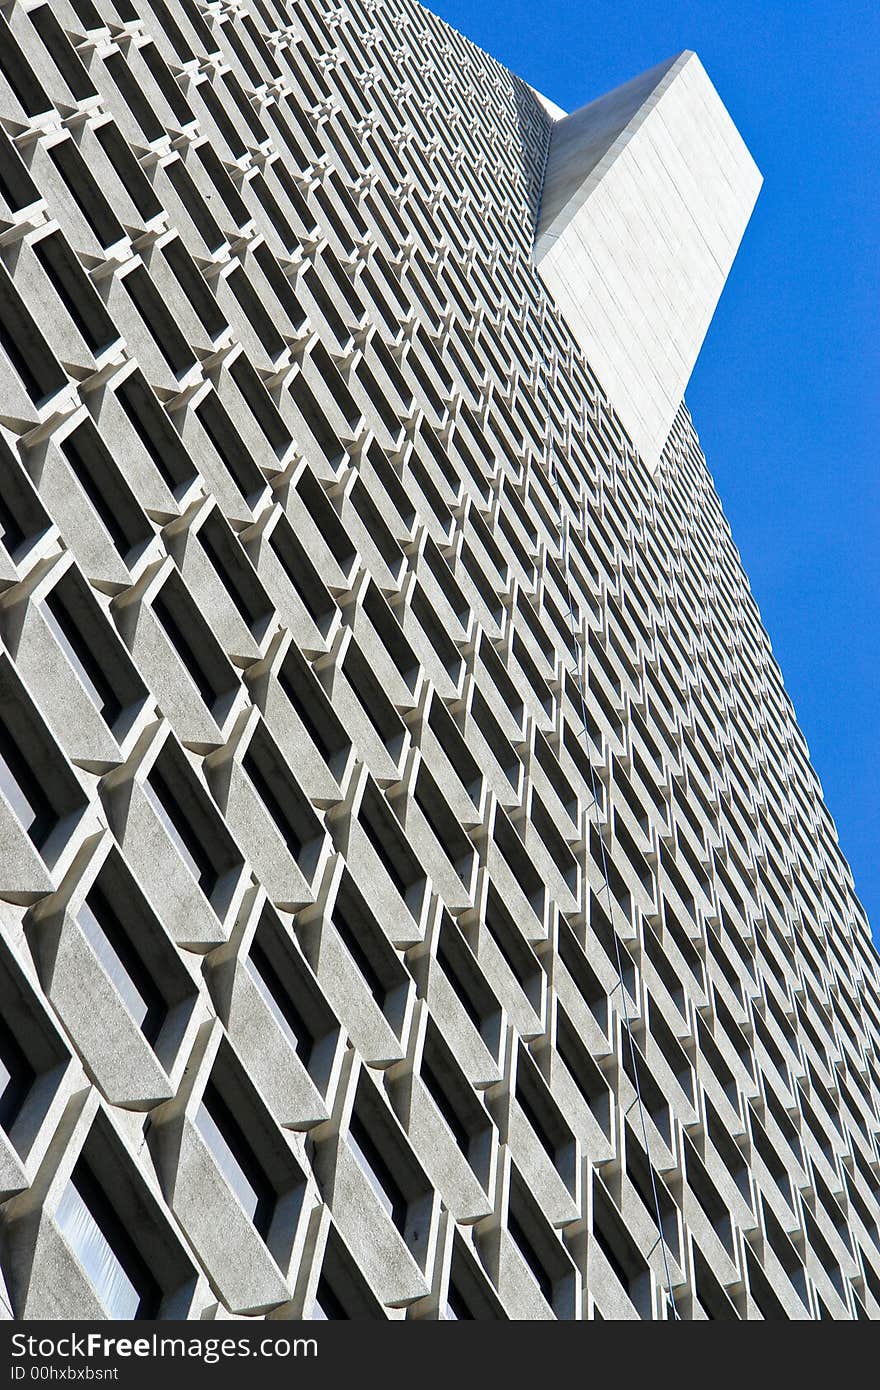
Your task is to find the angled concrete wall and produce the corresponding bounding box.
[535,51,763,468]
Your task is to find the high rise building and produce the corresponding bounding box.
[0,0,878,1323]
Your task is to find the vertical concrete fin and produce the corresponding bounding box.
[534,51,763,470]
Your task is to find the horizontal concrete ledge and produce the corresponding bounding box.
[534,51,762,470]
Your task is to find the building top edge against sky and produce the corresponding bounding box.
[531,49,763,470]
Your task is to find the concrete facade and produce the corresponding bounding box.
[0,0,878,1323]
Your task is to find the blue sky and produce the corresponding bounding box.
[430,0,880,937]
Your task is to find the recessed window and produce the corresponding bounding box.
[414,764,474,885]
[44,593,117,721]
[47,137,125,248]
[242,726,323,870]
[343,1078,432,1269]
[0,484,25,555]
[60,422,151,558]
[195,393,266,506]
[484,881,543,1013]
[443,1235,507,1320]
[311,1276,346,1320]
[443,1282,471,1320]
[421,1019,493,1188]
[277,644,350,771]
[0,261,66,403]
[77,885,165,1044]
[32,232,115,356]
[116,371,198,493]
[515,1046,576,1194]
[508,1204,553,1306]
[436,915,502,1057]
[346,1110,407,1233]
[0,716,55,847]
[507,1167,575,1317]
[358,782,422,906]
[153,573,237,718]
[242,909,339,1100]
[246,938,311,1064]
[268,513,339,635]
[55,1159,160,1319]
[341,640,407,755]
[592,1177,651,1317]
[0,1014,35,1133]
[197,511,271,633]
[556,1005,612,1137]
[0,125,39,213]
[308,1226,385,1320]
[43,567,149,734]
[330,874,409,1032]
[143,768,213,892]
[142,742,242,917]
[196,1081,275,1238]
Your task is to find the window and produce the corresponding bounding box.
[0,445,46,557]
[506,1167,575,1316]
[144,768,214,892]
[0,20,51,118]
[0,125,39,213]
[277,644,351,772]
[153,572,238,718]
[311,1276,346,1320]
[32,232,116,356]
[193,1047,305,1256]
[78,885,164,1041]
[44,569,146,729]
[555,1004,612,1136]
[225,265,286,360]
[330,873,409,1033]
[421,1019,493,1188]
[196,1081,275,1238]
[444,1234,508,1320]
[268,513,338,634]
[309,1227,385,1320]
[347,1110,407,1233]
[624,1130,680,1266]
[93,119,163,223]
[56,1159,160,1319]
[245,909,339,1093]
[358,781,423,909]
[1,617,94,861]
[242,724,323,870]
[288,368,345,469]
[515,1045,576,1195]
[0,716,55,847]
[591,1176,652,1318]
[197,510,272,634]
[341,639,407,757]
[0,1014,35,1133]
[247,941,310,1064]
[484,881,543,1015]
[436,915,502,1058]
[44,594,115,723]
[0,261,67,404]
[116,371,198,494]
[143,741,242,913]
[346,1079,432,1268]
[47,137,125,248]
[60,422,152,559]
[0,938,71,1154]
